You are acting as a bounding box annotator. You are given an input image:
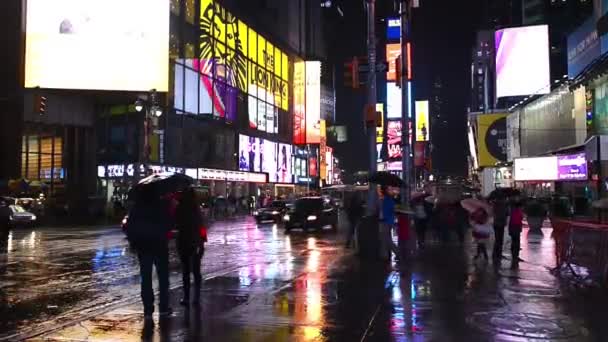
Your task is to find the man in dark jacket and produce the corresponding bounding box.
[175,187,205,305]
[345,192,363,248]
[492,196,509,260]
[126,185,174,319]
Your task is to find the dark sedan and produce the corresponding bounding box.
[254,200,288,223]
[283,197,337,233]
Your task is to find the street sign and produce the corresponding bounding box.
[357,61,389,73]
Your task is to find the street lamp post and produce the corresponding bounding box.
[135,89,163,170]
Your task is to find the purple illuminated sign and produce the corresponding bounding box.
[557,153,588,181]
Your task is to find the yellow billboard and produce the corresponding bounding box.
[415,101,429,141]
[376,103,384,143]
[200,0,289,111]
[477,113,508,167]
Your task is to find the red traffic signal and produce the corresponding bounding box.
[343,57,359,90]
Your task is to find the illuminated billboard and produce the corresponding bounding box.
[514,156,558,181]
[415,101,430,141]
[24,0,169,92]
[386,44,401,81]
[387,120,402,160]
[477,114,507,167]
[386,18,401,41]
[387,82,402,118]
[495,25,550,98]
[320,120,327,180]
[294,61,306,144]
[238,135,294,183]
[305,61,321,144]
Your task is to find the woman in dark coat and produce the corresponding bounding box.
[176,187,205,305]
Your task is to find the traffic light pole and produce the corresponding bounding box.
[400,0,411,205]
[365,0,378,216]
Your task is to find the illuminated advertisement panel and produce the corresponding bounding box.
[477,114,507,167]
[387,82,402,118]
[277,143,293,183]
[326,147,333,185]
[305,61,321,144]
[415,101,430,141]
[376,103,384,143]
[495,25,550,98]
[294,61,306,144]
[386,44,401,81]
[386,18,401,41]
[320,120,327,180]
[387,120,402,160]
[514,156,558,181]
[239,135,292,183]
[25,0,169,91]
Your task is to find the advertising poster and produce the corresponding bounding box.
[294,61,306,144]
[557,153,588,181]
[495,25,550,98]
[387,82,402,118]
[277,143,293,183]
[477,114,508,167]
[386,44,401,81]
[514,156,558,181]
[305,61,321,144]
[415,101,430,141]
[25,0,169,92]
[326,147,333,185]
[376,103,384,143]
[567,17,600,79]
[319,120,327,181]
[387,120,402,160]
[238,135,259,173]
[386,18,401,41]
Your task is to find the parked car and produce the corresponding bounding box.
[254,200,288,223]
[0,205,37,228]
[283,197,338,233]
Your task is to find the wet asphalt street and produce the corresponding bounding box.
[2,216,608,341]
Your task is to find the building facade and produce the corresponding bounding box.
[0,0,337,217]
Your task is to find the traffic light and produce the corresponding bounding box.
[34,94,47,115]
[343,57,359,89]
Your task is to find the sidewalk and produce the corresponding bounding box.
[30,252,392,341]
[26,227,608,341]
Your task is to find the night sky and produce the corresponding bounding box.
[332,0,484,178]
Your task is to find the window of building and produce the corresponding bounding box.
[21,135,63,181]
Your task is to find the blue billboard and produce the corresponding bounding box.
[567,17,600,78]
[387,18,401,41]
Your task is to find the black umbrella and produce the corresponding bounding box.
[131,172,193,199]
[368,171,404,187]
[488,187,521,200]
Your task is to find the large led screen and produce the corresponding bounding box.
[305,61,321,144]
[514,156,558,181]
[415,101,430,141]
[238,135,293,183]
[386,44,400,81]
[293,61,306,144]
[25,0,169,92]
[387,82,402,118]
[495,25,550,98]
[387,120,402,160]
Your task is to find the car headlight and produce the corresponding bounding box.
[122,218,128,225]
[253,210,259,216]
[307,215,317,221]
[283,214,290,221]
[31,215,37,221]
[271,211,279,215]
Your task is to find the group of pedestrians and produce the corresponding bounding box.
[468,195,524,268]
[125,186,207,319]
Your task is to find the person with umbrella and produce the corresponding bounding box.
[125,183,175,319]
[175,187,205,306]
[491,195,509,260]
